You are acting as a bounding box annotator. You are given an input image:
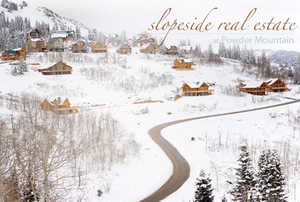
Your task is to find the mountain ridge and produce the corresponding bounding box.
[0,0,92,36]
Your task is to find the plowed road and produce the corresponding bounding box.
[140,99,300,202]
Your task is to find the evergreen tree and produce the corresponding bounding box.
[194,171,214,202]
[230,145,256,202]
[207,44,214,62]
[258,52,271,78]
[256,149,287,202]
[218,42,226,58]
[294,54,300,84]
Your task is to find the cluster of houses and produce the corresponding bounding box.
[1,29,196,63]
[25,28,111,54]
[179,78,290,97]
[136,34,192,56]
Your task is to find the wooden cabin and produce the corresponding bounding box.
[240,82,272,95]
[40,98,79,114]
[27,38,47,52]
[71,40,88,53]
[1,48,26,61]
[140,43,157,54]
[172,59,193,69]
[91,42,107,53]
[165,46,178,55]
[181,82,213,96]
[38,61,72,75]
[117,44,132,54]
[240,79,290,95]
[266,79,290,92]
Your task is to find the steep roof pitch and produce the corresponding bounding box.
[39,61,72,72]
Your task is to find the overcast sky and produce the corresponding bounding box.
[29,0,300,50]
[28,0,299,32]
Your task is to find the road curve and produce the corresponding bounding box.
[140,99,300,202]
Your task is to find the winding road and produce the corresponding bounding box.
[140,99,300,202]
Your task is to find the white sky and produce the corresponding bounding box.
[29,0,300,50]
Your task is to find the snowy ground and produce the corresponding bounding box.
[0,50,300,201]
[162,103,300,202]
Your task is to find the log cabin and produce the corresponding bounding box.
[239,81,272,95]
[240,79,290,95]
[38,61,72,75]
[40,98,79,114]
[140,43,157,54]
[117,44,132,54]
[1,48,26,61]
[266,78,290,92]
[71,40,88,53]
[165,45,178,55]
[172,59,193,69]
[181,82,213,96]
[91,41,107,53]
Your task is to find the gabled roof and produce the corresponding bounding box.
[266,78,282,86]
[39,61,72,72]
[241,81,271,88]
[25,28,40,33]
[181,82,210,89]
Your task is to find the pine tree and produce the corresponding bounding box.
[294,54,300,84]
[230,145,256,202]
[207,44,214,63]
[256,149,287,202]
[194,171,214,202]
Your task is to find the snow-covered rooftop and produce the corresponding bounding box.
[51,33,68,39]
[30,38,44,42]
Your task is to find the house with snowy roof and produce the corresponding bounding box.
[140,43,158,54]
[172,58,193,69]
[117,44,131,54]
[266,78,290,92]
[38,61,72,75]
[239,81,272,95]
[240,78,290,95]
[71,40,88,53]
[48,31,75,52]
[40,97,79,114]
[180,82,213,96]
[25,28,47,52]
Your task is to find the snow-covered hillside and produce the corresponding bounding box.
[0,0,91,36]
